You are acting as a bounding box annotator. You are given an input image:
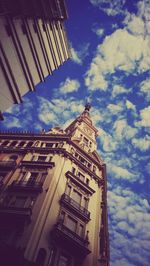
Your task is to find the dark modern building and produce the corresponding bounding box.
[0,0,71,118]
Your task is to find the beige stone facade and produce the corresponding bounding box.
[0,105,109,266]
[0,0,71,118]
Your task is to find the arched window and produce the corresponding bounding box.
[36,248,46,266]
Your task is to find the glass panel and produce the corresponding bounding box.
[66,216,77,232]
[58,254,69,266]
[78,224,84,237]
[72,190,81,204]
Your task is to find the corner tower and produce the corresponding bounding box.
[0,104,109,266]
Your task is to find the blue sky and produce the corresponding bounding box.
[1,0,150,265]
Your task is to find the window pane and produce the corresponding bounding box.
[58,254,69,266]
[72,190,81,204]
[66,216,77,232]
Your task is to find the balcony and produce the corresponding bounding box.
[0,160,16,169]
[21,160,55,169]
[9,180,43,193]
[66,171,95,195]
[60,194,90,222]
[0,205,32,223]
[51,222,90,257]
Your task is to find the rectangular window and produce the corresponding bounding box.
[72,167,76,174]
[14,196,27,208]
[77,172,85,182]
[57,254,70,266]
[45,143,53,148]
[38,155,47,161]
[83,137,89,145]
[65,185,71,196]
[78,224,84,238]
[72,190,82,205]
[66,216,77,232]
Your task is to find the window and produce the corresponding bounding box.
[65,185,71,196]
[14,196,27,208]
[38,156,47,162]
[66,216,77,232]
[17,141,26,147]
[45,143,53,148]
[78,224,84,238]
[9,141,17,147]
[93,165,96,173]
[57,254,70,266]
[1,141,9,146]
[77,172,85,182]
[72,190,82,205]
[86,178,89,186]
[82,197,88,209]
[83,137,89,146]
[71,167,76,174]
[26,142,33,147]
[36,248,46,266]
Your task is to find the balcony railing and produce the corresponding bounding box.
[10,180,43,192]
[0,205,32,222]
[0,161,16,168]
[60,194,90,221]
[51,222,90,257]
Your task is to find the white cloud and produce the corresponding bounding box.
[126,100,136,111]
[70,47,82,64]
[140,79,150,101]
[108,188,150,265]
[110,165,136,181]
[93,28,104,37]
[132,135,150,151]
[2,117,22,129]
[70,43,90,65]
[135,106,150,127]
[107,103,123,114]
[89,0,126,16]
[59,78,80,94]
[98,128,118,152]
[113,119,138,140]
[112,85,130,97]
[85,27,150,91]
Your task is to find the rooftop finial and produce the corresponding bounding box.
[85,102,91,112]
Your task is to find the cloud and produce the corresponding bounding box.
[89,0,126,16]
[98,128,118,152]
[1,116,22,129]
[126,100,136,111]
[112,85,131,97]
[140,79,150,101]
[110,165,136,181]
[92,27,104,37]
[37,96,84,127]
[108,188,150,265]
[135,106,150,127]
[113,119,138,140]
[70,47,82,64]
[85,24,150,91]
[58,78,80,94]
[70,43,90,65]
[132,135,150,152]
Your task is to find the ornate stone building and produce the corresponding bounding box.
[0,104,109,266]
[0,0,70,118]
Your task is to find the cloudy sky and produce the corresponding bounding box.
[1,0,150,265]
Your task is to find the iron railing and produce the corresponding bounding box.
[61,193,90,219]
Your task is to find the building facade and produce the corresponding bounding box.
[0,104,109,266]
[0,0,71,118]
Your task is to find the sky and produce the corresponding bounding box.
[0,0,150,265]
